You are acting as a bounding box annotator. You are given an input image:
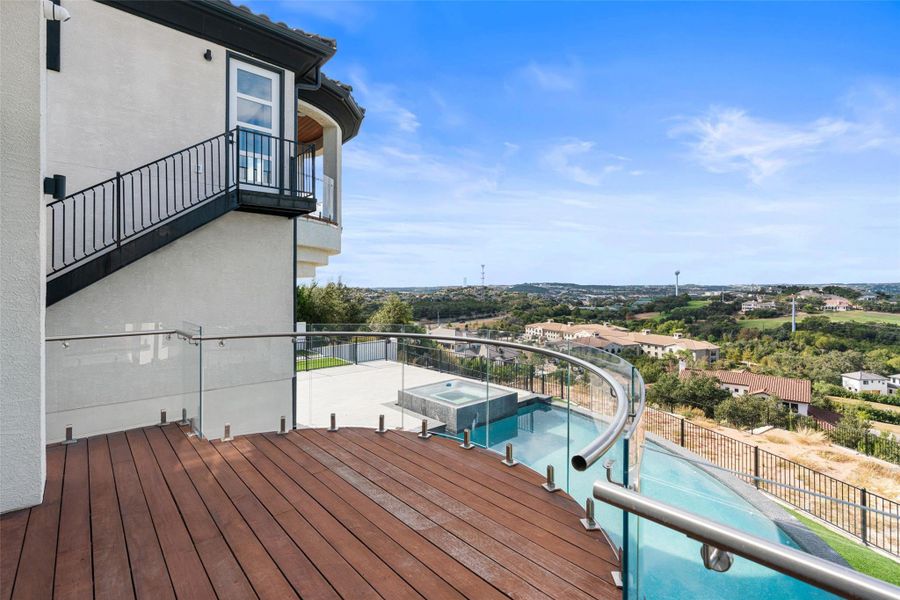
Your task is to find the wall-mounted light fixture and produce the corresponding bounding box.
[43,175,66,200]
[204,49,213,61]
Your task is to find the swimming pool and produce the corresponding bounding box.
[463,403,836,599]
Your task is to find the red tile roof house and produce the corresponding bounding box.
[680,369,812,415]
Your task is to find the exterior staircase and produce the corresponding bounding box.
[46,128,316,304]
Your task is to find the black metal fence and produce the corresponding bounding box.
[47,128,315,276]
[645,408,900,556]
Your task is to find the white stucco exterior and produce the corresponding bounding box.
[46,0,295,192]
[0,0,48,513]
[46,211,295,441]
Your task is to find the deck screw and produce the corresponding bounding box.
[223,423,234,442]
[581,498,601,531]
[278,415,287,435]
[542,465,560,492]
[375,414,387,434]
[328,413,338,432]
[459,428,474,449]
[62,424,77,445]
[418,418,432,439]
[501,443,519,467]
[177,408,190,426]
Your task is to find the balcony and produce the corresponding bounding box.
[7,327,897,599]
[45,128,317,304]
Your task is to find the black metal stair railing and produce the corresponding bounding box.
[47,128,315,276]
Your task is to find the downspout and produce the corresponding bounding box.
[295,66,323,91]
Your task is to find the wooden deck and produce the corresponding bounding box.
[1,425,620,600]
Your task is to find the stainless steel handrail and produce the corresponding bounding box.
[46,329,195,341]
[593,480,900,600]
[198,330,634,465]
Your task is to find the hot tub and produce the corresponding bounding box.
[397,379,518,434]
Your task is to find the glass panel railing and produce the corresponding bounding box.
[45,324,201,442]
[200,325,293,440]
[621,445,840,599]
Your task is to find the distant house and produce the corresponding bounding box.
[682,369,811,415]
[741,300,777,313]
[823,296,853,312]
[525,321,719,362]
[841,371,895,395]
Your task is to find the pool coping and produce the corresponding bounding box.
[646,432,850,568]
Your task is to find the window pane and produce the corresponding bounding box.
[238,131,271,154]
[237,69,272,101]
[237,98,272,128]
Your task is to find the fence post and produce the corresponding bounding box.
[753,445,760,489]
[860,488,868,546]
[864,432,872,456]
[679,417,686,447]
[354,340,358,364]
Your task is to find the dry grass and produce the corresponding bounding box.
[674,405,705,419]
[795,427,828,445]
[815,450,853,463]
[764,431,790,444]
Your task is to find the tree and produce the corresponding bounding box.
[296,281,364,324]
[368,294,414,330]
[714,395,780,430]
[829,409,871,450]
[677,373,732,417]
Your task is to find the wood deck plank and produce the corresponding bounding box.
[54,441,94,600]
[336,428,619,593]
[158,425,303,600]
[87,436,136,600]
[258,432,508,600]
[286,430,553,600]
[299,429,607,600]
[11,445,65,600]
[207,438,356,600]
[0,509,29,600]
[347,428,619,573]
[141,426,261,600]
[232,435,421,600]
[107,432,177,600]
[257,432,473,600]
[123,429,217,600]
[4,426,621,600]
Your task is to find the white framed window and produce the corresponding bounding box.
[229,58,281,188]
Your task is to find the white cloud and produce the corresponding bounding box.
[670,89,900,182]
[347,68,420,134]
[669,107,854,182]
[542,139,626,186]
[519,60,581,91]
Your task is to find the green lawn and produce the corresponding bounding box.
[786,509,900,585]
[296,357,348,371]
[686,300,712,308]
[740,311,900,330]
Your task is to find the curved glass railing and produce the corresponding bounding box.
[47,324,894,599]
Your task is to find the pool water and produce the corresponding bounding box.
[462,403,836,600]
[410,379,503,405]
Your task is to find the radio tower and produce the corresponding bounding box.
[480,264,486,300]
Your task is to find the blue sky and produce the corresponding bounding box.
[249,1,900,287]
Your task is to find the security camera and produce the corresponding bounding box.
[43,0,71,22]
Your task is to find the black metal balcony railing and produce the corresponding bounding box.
[46,128,315,276]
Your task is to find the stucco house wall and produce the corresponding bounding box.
[46,211,294,442]
[0,0,48,513]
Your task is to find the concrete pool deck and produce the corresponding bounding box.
[296,361,526,433]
